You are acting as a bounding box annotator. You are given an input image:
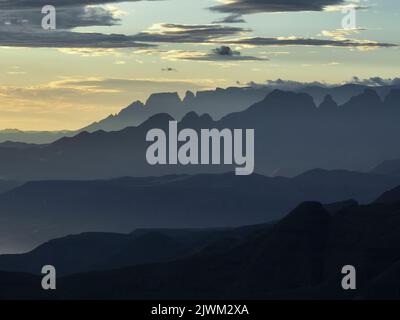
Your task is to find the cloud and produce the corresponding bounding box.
[213,14,246,24]
[49,77,210,92]
[209,0,369,22]
[213,46,240,56]
[0,30,154,48]
[132,23,249,43]
[0,0,152,9]
[319,28,366,40]
[130,24,396,52]
[323,1,369,12]
[6,71,27,75]
[247,78,329,90]
[220,36,397,49]
[0,2,394,51]
[0,77,210,105]
[0,22,249,49]
[0,1,152,48]
[0,76,210,130]
[247,76,400,90]
[0,6,123,32]
[349,76,400,86]
[164,46,268,61]
[209,0,346,15]
[57,48,123,56]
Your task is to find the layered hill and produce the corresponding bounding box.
[0,169,398,253]
[1,89,400,179]
[3,185,400,299]
[1,82,398,144]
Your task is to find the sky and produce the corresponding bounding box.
[0,0,399,130]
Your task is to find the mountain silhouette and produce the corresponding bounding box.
[78,83,400,133]
[374,184,400,204]
[0,228,236,276]
[341,88,383,114]
[4,185,400,299]
[372,159,400,177]
[78,87,270,133]
[383,89,400,109]
[0,82,398,145]
[0,129,74,144]
[2,88,400,180]
[318,95,338,112]
[54,186,400,299]
[0,169,398,253]
[81,101,146,132]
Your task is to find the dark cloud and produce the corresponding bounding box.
[0,30,154,48]
[0,22,246,48]
[51,6,121,29]
[0,2,394,50]
[0,2,156,48]
[248,79,329,89]
[0,0,152,9]
[131,24,396,50]
[210,0,345,14]
[0,6,120,31]
[133,24,249,43]
[1,26,394,49]
[213,14,246,24]
[248,77,400,90]
[212,46,240,56]
[0,0,164,32]
[222,37,398,48]
[350,76,400,86]
[178,46,268,61]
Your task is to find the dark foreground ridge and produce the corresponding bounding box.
[1,168,399,253]
[2,185,400,299]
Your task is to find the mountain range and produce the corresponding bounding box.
[0,224,271,276]
[0,88,400,180]
[0,168,399,253]
[3,184,400,299]
[1,82,399,144]
[1,82,400,299]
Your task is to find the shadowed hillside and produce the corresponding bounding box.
[3,185,400,299]
[0,169,397,253]
[1,89,400,180]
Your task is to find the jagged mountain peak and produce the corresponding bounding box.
[277,202,331,230]
[145,92,182,107]
[119,100,145,115]
[183,90,196,104]
[319,94,338,111]
[139,113,175,128]
[267,89,315,105]
[181,111,200,122]
[247,89,316,114]
[180,111,214,127]
[375,185,400,205]
[384,89,400,108]
[343,88,382,109]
